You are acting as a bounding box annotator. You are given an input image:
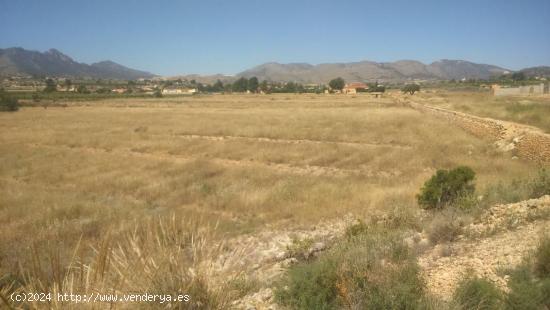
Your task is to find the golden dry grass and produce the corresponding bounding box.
[0,93,541,307]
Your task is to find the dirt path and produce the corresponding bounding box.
[163,133,412,149]
[25,143,399,178]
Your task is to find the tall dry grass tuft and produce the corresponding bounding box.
[3,215,233,309]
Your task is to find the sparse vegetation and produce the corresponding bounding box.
[453,275,503,310]
[426,210,464,243]
[286,237,315,261]
[482,168,550,207]
[506,264,550,310]
[0,93,543,308]
[451,236,550,310]
[534,236,550,278]
[275,226,434,309]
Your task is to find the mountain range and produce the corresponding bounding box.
[0,47,155,80]
[1,47,548,83]
[236,60,511,83]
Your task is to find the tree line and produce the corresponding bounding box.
[35,76,415,95]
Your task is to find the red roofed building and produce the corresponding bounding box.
[343,82,369,94]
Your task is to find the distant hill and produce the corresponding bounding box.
[0,47,155,80]
[519,66,550,78]
[2,47,542,83]
[237,59,510,83]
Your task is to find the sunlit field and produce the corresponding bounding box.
[0,93,542,307]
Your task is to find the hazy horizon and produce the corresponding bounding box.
[2,0,549,75]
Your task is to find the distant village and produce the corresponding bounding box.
[0,75,385,96]
[1,72,549,97]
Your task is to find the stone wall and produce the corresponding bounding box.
[405,101,504,140]
[493,83,548,96]
[516,131,550,163]
[401,99,550,164]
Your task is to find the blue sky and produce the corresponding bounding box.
[1,0,549,76]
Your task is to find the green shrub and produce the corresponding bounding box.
[540,278,550,309]
[534,236,550,278]
[276,230,433,309]
[530,169,550,198]
[348,261,426,309]
[0,91,20,112]
[453,275,503,310]
[417,166,476,210]
[505,265,547,310]
[275,258,339,310]
[345,220,369,239]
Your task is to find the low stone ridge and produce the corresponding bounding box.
[395,95,550,163]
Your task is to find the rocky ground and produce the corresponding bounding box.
[419,195,550,300]
[217,96,550,309]
[211,215,356,309]
[223,195,550,309]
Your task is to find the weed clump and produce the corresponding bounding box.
[453,275,503,310]
[426,210,464,243]
[276,226,435,309]
[530,168,550,199]
[534,236,550,278]
[452,236,550,310]
[482,169,550,207]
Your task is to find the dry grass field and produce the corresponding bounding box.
[0,93,545,308]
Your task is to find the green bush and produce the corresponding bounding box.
[276,230,433,309]
[0,91,20,112]
[540,279,550,309]
[530,169,550,199]
[453,275,503,310]
[344,220,369,239]
[275,258,339,310]
[417,166,476,210]
[505,265,548,310]
[534,236,550,278]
